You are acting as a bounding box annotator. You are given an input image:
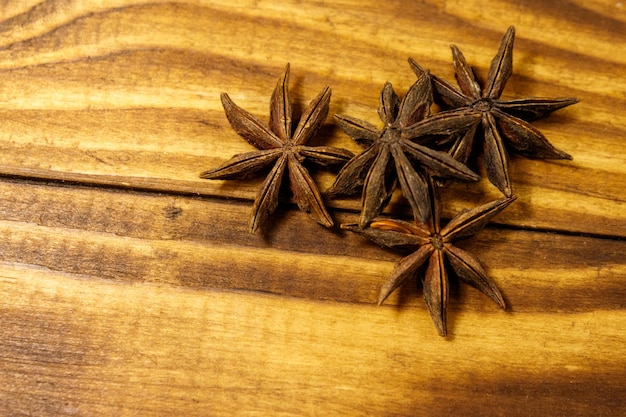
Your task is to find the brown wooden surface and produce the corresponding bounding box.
[0,1,624,416]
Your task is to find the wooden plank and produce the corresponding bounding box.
[0,180,623,312]
[0,2,621,237]
[1,265,624,416]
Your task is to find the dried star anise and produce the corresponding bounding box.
[342,179,516,336]
[326,70,480,226]
[201,64,353,232]
[409,26,577,197]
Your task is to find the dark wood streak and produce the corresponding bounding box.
[502,0,626,34]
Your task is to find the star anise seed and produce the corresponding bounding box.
[342,179,516,336]
[201,64,354,232]
[327,70,480,226]
[409,26,577,197]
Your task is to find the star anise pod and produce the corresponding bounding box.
[342,179,516,336]
[409,26,577,197]
[201,64,354,232]
[326,71,480,226]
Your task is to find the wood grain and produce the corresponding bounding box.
[0,1,624,416]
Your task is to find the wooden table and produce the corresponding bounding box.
[0,1,624,416]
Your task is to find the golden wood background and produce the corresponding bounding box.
[0,1,624,415]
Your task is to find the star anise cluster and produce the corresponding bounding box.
[200,27,576,336]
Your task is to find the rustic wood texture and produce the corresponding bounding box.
[0,1,624,416]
